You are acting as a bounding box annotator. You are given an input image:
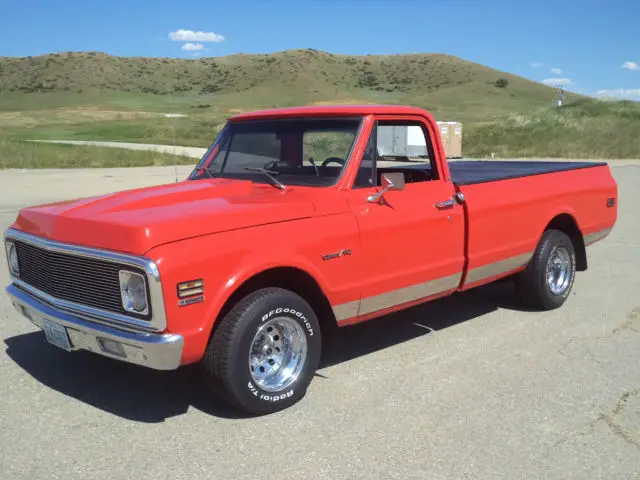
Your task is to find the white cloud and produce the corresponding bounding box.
[551,67,562,74]
[182,43,204,51]
[595,88,640,100]
[621,61,640,71]
[530,62,543,68]
[542,77,572,86]
[169,29,225,42]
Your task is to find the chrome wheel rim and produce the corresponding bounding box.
[546,246,572,295]
[248,317,307,393]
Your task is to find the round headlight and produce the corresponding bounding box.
[121,272,148,313]
[8,243,20,275]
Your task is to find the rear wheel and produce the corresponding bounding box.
[201,287,321,415]
[515,229,577,310]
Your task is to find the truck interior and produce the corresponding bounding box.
[353,121,439,188]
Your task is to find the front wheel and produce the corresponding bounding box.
[515,229,577,310]
[201,287,321,415]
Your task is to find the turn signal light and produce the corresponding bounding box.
[177,279,204,298]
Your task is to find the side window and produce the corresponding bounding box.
[354,119,438,188]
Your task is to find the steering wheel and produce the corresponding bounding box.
[321,157,345,168]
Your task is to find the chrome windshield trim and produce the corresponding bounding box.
[4,228,167,332]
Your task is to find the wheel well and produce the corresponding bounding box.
[545,214,587,271]
[213,267,338,338]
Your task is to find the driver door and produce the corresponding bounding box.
[346,116,465,318]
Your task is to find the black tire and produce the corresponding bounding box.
[515,229,577,310]
[201,287,321,415]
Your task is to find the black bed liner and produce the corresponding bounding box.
[447,160,607,186]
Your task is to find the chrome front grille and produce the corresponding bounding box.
[12,239,152,321]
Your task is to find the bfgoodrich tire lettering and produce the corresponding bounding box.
[515,229,577,310]
[201,287,321,415]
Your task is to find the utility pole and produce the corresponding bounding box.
[556,85,565,108]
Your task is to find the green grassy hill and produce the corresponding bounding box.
[0,49,638,164]
[0,49,577,121]
[464,99,640,159]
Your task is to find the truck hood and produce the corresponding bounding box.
[12,178,316,255]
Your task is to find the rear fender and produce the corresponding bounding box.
[537,207,587,271]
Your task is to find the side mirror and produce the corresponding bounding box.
[382,172,405,191]
[367,172,405,203]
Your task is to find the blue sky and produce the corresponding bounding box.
[2,0,639,100]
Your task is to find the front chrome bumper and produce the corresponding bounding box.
[6,284,184,370]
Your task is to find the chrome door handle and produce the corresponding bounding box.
[434,199,456,209]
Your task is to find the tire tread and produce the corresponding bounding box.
[515,229,576,310]
[201,287,316,413]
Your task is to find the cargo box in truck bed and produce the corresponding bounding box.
[447,160,608,185]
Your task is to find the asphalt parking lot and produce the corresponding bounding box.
[1,162,639,480]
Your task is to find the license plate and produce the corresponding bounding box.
[41,319,72,352]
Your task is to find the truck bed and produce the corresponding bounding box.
[448,160,607,186]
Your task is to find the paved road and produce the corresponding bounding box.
[30,140,207,158]
[0,163,639,480]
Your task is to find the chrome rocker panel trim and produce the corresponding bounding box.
[584,227,612,246]
[333,226,614,323]
[4,228,167,332]
[6,284,183,371]
[332,252,533,322]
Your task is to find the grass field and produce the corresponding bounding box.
[0,139,195,169]
[464,99,640,159]
[0,49,638,165]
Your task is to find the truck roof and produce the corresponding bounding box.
[228,104,435,121]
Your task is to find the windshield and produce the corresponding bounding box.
[189,117,362,187]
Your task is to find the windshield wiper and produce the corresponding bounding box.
[196,165,217,178]
[244,167,286,190]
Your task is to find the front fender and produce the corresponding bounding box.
[207,255,333,320]
[146,214,360,365]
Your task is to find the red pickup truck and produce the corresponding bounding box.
[4,105,617,414]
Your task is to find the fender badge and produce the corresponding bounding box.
[178,295,204,307]
[322,249,352,261]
